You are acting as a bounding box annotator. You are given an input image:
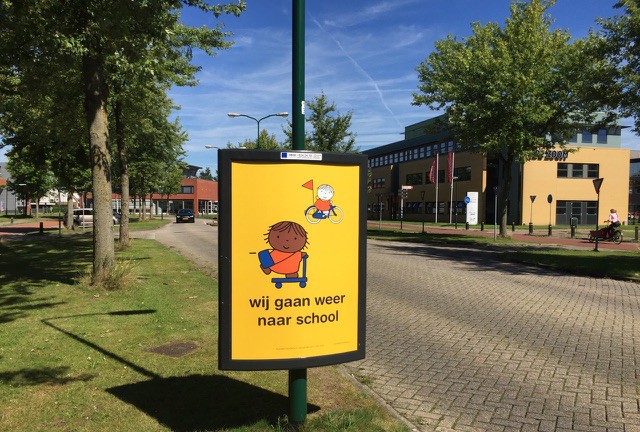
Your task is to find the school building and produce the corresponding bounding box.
[364,115,630,226]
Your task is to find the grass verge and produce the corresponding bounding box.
[0,236,408,432]
[368,228,640,282]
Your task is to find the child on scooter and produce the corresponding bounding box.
[259,221,309,278]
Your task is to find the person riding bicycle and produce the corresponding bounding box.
[605,208,620,238]
[314,184,334,217]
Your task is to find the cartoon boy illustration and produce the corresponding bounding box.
[259,221,309,278]
[314,184,334,216]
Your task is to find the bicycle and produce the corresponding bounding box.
[304,204,344,224]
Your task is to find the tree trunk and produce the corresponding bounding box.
[66,194,74,229]
[114,94,130,247]
[141,191,147,221]
[83,53,115,284]
[498,155,513,236]
[35,198,40,218]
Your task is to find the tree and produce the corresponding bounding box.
[412,0,599,235]
[284,92,357,152]
[596,1,640,134]
[199,167,215,181]
[0,1,245,284]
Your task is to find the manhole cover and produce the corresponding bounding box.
[146,341,199,358]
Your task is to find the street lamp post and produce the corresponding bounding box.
[228,112,288,148]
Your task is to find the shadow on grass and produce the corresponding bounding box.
[0,366,95,387]
[0,238,92,324]
[108,375,320,432]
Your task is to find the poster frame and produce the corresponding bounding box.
[218,149,367,370]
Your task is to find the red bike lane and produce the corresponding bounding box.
[0,220,62,237]
[367,221,639,252]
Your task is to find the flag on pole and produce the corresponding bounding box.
[447,151,454,183]
[429,158,437,184]
[302,180,314,190]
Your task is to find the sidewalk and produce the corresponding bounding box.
[0,220,62,236]
[368,220,640,252]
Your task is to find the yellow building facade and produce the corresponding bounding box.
[366,116,631,226]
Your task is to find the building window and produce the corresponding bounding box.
[557,163,568,177]
[413,149,418,159]
[393,153,398,163]
[582,130,593,143]
[180,186,194,194]
[597,129,607,144]
[447,141,454,152]
[426,146,431,157]
[419,147,424,158]
[453,166,472,182]
[406,173,423,186]
[384,155,389,165]
[558,163,599,179]
[372,178,386,189]
[572,164,584,178]
[440,142,446,154]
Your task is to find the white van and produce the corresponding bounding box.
[70,208,118,227]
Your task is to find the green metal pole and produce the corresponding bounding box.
[290,0,307,426]
[292,0,305,152]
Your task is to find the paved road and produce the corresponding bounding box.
[152,219,219,279]
[346,239,640,432]
[150,222,640,431]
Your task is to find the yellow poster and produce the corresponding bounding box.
[230,161,360,361]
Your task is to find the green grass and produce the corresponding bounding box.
[0,237,408,432]
[367,228,640,282]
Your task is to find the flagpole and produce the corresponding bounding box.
[435,153,439,224]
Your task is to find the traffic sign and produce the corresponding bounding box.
[530,195,536,203]
[592,178,604,194]
[464,196,471,204]
[547,194,553,204]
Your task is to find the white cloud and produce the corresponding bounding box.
[323,0,423,28]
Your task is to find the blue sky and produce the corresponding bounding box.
[5,1,636,170]
[177,0,640,173]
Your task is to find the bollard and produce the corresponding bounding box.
[10,217,14,224]
[548,224,552,236]
[571,225,576,238]
[528,223,533,235]
[480,222,484,231]
[39,222,44,235]
[512,222,515,232]
[636,225,639,242]
[465,222,469,230]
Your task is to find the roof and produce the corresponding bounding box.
[363,130,453,157]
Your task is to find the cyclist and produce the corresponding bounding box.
[605,208,620,238]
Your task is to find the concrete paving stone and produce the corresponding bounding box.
[347,239,640,431]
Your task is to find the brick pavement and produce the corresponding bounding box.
[346,239,640,431]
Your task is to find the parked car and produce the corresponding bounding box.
[64,208,119,228]
[175,208,195,223]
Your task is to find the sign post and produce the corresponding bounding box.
[218,150,367,424]
[593,178,604,252]
[547,194,553,236]
[529,195,536,235]
[399,185,413,231]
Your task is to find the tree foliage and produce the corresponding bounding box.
[0,0,245,283]
[412,0,599,234]
[285,92,357,152]
[596,0,640,134]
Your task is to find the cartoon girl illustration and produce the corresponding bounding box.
[259,221,309,278]
[314,184,334,216]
